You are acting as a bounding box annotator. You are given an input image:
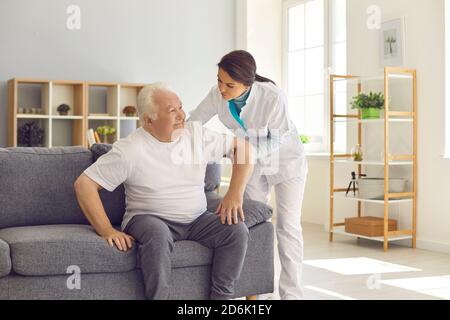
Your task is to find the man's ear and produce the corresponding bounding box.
[144,114,153,125]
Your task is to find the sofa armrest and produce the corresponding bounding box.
[0,238,11,278]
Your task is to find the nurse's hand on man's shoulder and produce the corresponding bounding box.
[215,192,245,225]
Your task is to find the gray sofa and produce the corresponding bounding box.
[0,146,274,300]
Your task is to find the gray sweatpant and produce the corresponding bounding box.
[124,212,249,300]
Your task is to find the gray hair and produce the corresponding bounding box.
[137,82,171,121]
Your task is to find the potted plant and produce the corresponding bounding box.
[96,125,116,143]
[122,105,137,117]
[299,134,310,144]
[350,91,385,119]
[351,144,363,161]
[385,36,397,55]
[57,104,71,116]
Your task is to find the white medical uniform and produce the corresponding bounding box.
[189,81,308,299]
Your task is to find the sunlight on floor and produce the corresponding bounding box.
[303,257,421,275]
[381,276,450,300]
[304,285,356,300]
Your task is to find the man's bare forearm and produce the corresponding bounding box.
[74,174,114,236]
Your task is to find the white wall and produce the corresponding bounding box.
[0,0,236,147]
[236,0,283,85]
[247,0,283,85]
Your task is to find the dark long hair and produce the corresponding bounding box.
[218,50,276,86]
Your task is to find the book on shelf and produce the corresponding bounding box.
[87,129,95,147]
[94,131,101,143]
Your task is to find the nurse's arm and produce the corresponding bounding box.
[216,137,254,225]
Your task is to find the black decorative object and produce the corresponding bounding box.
[18,121,45,147]
[345,171,367,197]
[57,104,70,116]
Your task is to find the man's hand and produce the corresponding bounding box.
[100,227,135,252]
[216,192,245,225]
[74,174,135,252]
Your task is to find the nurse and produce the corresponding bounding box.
[189,50,308,299]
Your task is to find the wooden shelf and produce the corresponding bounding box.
[331,73,413,83]
[51,115,84,120]
[332,226,413,242]
[119,117,140,121]
[329,67,418,251]
[88,116,118,120]
[334,118,413,123]
[333,194,413,204]
[17,114,50,119]
[332,159,413,166]
[9,78,146,147]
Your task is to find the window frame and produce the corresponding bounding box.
[282,0,347,154]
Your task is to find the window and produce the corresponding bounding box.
[283,0,347,153]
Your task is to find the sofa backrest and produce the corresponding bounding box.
[0,147,124,229]
[0,145,221,229]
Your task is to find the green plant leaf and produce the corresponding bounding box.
[300,134,310,144]
[350,91,385,109]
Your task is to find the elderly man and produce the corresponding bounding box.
[74,83,254,300]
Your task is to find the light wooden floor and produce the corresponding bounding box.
[271,223,450,300]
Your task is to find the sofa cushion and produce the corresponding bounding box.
[0,225,137,276]
[90,143,221,192]
[0,224,214,276]
[205,192,273,228]
[0,238,11,277]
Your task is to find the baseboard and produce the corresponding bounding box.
[416,239,450,254]
[393,238,450,254]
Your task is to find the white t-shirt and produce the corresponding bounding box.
[84,122,234,230]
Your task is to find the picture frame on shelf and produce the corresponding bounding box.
[380,17,405,67]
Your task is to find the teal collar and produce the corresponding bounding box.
[228,100,247,132]
[227,87,252,132]
[233,87,251,104]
